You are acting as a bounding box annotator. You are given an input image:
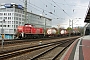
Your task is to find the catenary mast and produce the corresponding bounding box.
[24,0,27,24]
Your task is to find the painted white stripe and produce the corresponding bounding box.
[74,39,81,60]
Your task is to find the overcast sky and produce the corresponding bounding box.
[0,0,90,28]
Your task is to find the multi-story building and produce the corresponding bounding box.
[0,3,52,39]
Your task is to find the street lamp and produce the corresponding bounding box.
[1,18,5,50]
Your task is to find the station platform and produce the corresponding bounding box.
[60,35,90,60]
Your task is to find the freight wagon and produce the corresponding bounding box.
[15,24,81,39]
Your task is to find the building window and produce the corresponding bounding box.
[8,13,11,16]
[5,13,7,16]
[19,18,21,20]
[12,17,13,20]
[14,17,16,20]
[0,17,2,19]
[4,13,5,15]
[14,29,16,32]
[22,15,24,17]
[8,25,10,27]
[3,25,6,27]
[8,17,11,19]
[12,25,13,27]
[16,21,18,24]
[8,21,11,24]
[0,25,2,27]
[10,8,14,12]
[0,21,2,23]
[12,13,14,16]
[0,21,1,23]
[14,25,16,28]
[14,21,15,24]
[12,21,14,24]
[10,13,11,15]
[16,25,18,28]
[10,17,11,20]
[19,22,21,25]
[2,9,6,12]
[16,14,18,16]
[16,17,18,20]
[0,13,3,15]
[22,22,24,24]
[19,14,21,17]
[22,11,24,13]
[4,17,7,19]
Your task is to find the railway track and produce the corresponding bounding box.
[30,38,74,60]
[0,36,80,53]
[0,37,79,60]
[0,36,78,46]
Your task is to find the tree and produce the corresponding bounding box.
[66,27,72,31]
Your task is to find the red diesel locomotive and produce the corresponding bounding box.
[15,24,44,39]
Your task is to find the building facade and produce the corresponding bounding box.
[0,3,52,39]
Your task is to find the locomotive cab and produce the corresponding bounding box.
[17,24,33,39]
[15,26,24,39]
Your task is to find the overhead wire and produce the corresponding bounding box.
[56,1,87,7]
[28,2,57,17]
[19,0,69,20]
[19,0,76,20]
[52,0,72,19]
[45,0,57,13]
[7,0,88,20]
[19,0,42,12]
[39,0,57,16]
[44,0,65,19]
[64,0,84,25]
[25,0,62,19]
[27,0,64,19]
[39,0,46,6]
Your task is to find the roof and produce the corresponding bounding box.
[27,12,52,21]
[84,3,90,23]
[0,3,24,10]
